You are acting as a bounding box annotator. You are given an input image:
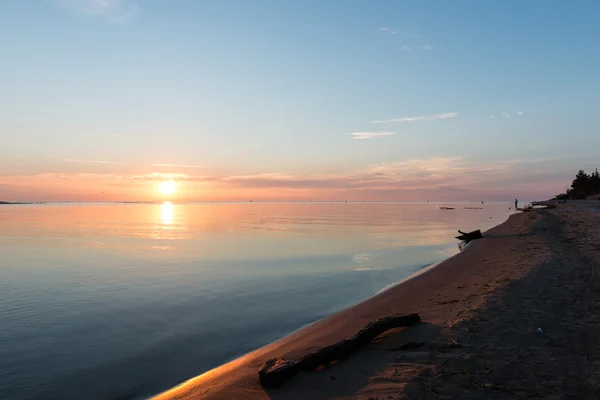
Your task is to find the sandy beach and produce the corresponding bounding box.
[154,201,600,399]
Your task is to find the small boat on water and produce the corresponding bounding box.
[439,206,455,210]
[517,204,556,212]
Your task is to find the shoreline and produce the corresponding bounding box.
[153,211,529,400]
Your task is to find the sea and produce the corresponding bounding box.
[0,202,514,399]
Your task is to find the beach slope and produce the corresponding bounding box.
[155,202,600,399]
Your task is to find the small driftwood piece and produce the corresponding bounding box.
[455,229,482,243]
[259,313,421,388]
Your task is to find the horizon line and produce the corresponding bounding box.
[0,199,538,204]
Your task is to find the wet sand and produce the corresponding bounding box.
[154,201,600,399]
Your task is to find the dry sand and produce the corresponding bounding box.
[154,201,600,399]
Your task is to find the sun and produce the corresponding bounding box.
[158,180,176,194]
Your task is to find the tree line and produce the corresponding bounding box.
[555,169,600,200]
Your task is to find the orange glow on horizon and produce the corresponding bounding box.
[0,164,562,202]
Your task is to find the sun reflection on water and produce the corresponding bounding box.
[161,201,174,225]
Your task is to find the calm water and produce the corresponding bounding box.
[0,202,512,399]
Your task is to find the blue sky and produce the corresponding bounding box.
[1,0,599,201]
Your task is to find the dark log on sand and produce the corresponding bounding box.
[259,313,421,388]
[455,229,482,243]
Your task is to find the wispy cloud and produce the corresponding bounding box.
[372,112,458,124]
[379,28,431,51]
[3,154,576,201]
[490,111,524,119]
[64,159,124,164]
[48,0,142,24]
[205,155,571,194]
[152,163,205,168]
[350,132,397,140]
[126,172,193,181]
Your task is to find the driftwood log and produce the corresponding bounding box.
[455,229,482,243]
[259,313,421,388]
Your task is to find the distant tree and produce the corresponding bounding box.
[554,192,568,200]
[554,168,600,200]
[592,169,600,192]
[570,169,590,199]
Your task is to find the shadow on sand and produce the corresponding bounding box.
[264,323,444,399]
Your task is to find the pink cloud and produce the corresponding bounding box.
[0,156,577,202]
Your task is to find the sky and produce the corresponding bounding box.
[1,0,599,202]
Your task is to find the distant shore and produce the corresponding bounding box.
[0,201,156,204]
[153,200,600,399]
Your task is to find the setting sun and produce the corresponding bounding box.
[158,180,176,194]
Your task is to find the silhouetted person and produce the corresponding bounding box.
[514,198,518,210]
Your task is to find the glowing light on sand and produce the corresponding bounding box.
[158,180,176,194]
